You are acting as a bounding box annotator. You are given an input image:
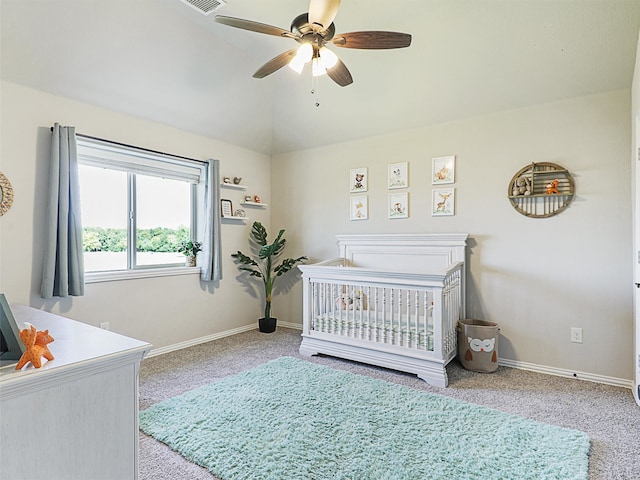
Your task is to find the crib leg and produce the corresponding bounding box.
[416,366,449,388]
[299,341,319,358]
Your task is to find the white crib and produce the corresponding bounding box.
[299,234,468,387]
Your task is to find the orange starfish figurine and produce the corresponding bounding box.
[15,323,55,370]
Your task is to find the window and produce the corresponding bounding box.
[77,137,206,280]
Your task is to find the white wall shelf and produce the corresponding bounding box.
[222,216,247,224]
[240,201,267,208]
[221,183,247,191]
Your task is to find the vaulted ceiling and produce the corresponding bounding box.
[2,0,640,155]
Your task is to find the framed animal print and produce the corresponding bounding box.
[432,188,455,216]
[432,155,455,185]
[388,162,408,189]
[388,192,409,219]
[350,195,368,221]
[350,167,368,193]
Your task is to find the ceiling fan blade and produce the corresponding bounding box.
[326,57,353,87]
[253,49,298,79]
[308,0,341,32]
[332,31,412,49]
[215,16,294,39]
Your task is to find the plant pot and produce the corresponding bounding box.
[185,256,196,267]
[258,317,277,333]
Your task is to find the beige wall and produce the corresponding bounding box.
[0,81,271,350]
[0,80,634,382]
[272,89,633,381]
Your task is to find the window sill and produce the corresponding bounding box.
[85,266,201,284]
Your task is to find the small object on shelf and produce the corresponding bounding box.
[234,208,246,218]
[16,323,55,370]
[233,177,242,185]
[223,176,231,184]
[245,195,252,202]
[221,199,233,217]
[253,195,261,203]
[545,179,559,194]
[511,176,531,196]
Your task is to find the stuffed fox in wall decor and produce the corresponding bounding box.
[15,322,55,370]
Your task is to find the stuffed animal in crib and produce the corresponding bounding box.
[15,323,55,370]
[545,179,559,194]
[335,291,367,310]
[336,294,352,310]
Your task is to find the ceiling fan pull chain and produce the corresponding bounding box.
[311,75,320,107]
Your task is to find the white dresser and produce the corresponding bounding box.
[0,305,151,480]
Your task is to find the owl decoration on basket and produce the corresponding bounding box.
[464,337,497,364]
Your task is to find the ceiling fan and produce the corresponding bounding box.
[214,0,411,87]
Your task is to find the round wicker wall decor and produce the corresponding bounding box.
[508,162,574,218]
[0,172,14,217]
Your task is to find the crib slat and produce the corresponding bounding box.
[382,288,387,344]
[423,292,429,351]
[404,290,409,347]
[365,285,371,341]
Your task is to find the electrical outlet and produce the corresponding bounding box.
[99,322,110,330]
[570,327,583,343]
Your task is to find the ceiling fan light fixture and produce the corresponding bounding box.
[288,42,313,74]
[288,55,306,74]
[215,0,410,87]
[319,46,338,69]
[312,56,327,77]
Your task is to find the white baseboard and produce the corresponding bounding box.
[277,321,303,330]
[146,324,256,358]
[146,321,303,358]
[498,357,633,390]
[146,323,632,392]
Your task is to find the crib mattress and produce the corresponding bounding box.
[312,312,434,350]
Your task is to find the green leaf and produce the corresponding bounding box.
[231,251,259,267]
[238,265,263,278]
[250,222,268,246]
[275,256,308,276]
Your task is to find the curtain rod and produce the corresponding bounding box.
[50,127,208,165]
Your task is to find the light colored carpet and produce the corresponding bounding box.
[139,328,640,480]
[140,357,589,480]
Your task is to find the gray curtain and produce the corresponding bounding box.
[41,123,85,298]
[201,158,222,282]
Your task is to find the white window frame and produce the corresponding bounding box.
[76,136,207,283]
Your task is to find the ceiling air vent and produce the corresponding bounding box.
[179,0,226,16]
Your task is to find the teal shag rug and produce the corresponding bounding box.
[139,357,590,480]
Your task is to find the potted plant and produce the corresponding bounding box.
[232,221,307,333]
[178,240,202,267]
